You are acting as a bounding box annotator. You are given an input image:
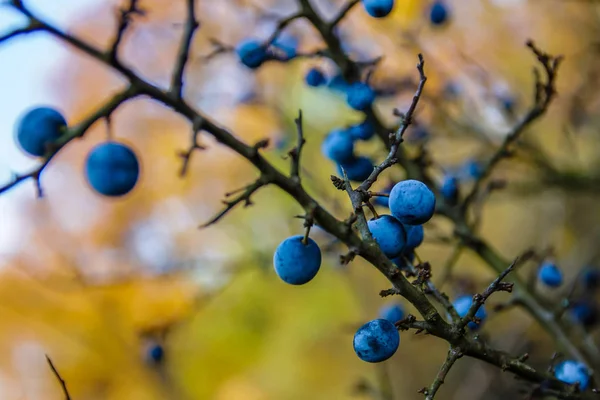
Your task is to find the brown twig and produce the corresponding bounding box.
[199,176,271,228]
[170,0,200,99]
[46,355,71,400]
[420,347,463,400]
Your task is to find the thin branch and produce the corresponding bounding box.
[199,176,270,228]
[108,0,143,63]
[288,109,305,182]
[328,0,360,31]
[45,355,71,400]
[458,252,532,331]
[437,243,463,289]
[178,116,206,176]
[421,347,463,400]
[462,41,563,209]
[405,257,461,322]
[356,54,427,192]
[170,0,200,99]
[264,11,305,47]
[0,21,42,45]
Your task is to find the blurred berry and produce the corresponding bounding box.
[429,1,449,25]
[321,129,355,163]
[554,360,590,390]
[379,303,405,323]
[305,68,327,87]
[338,156,374,181]
[236,39,268,69]
[538,261,563,288]
[327,74,351,93]
[568,300,597,328]
[147,343,164,364]
[441,175,459,204]
[404,125,430,145]
[462,159,484,180]
[453,295,487,330]
[581,268,600,291]
[272,34,298,60]
[347,82,376,111]
[349,119,375,141]
[392,250,414,270]
[363,0,395,18]
[405,224,424,250]
[373,183,394,208]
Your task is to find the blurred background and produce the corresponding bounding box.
[1,0,600,399]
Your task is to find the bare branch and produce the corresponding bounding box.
[328,0,360,31]
[356,54,427,192]
[458,252,533,331]
[170,0,200,99]
[46,355,71,400]
[288,109,306,182]
[462,41,563,209]
[421,347,463,400]
[108,0,143,63]
[264,12,305,48]
[178,116,206,176]
[199,176,270,228]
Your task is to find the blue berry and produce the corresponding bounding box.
[362,0,394,18]
[581,268,600,291]
[353,319,399,363]
[347,82,376,111]
[321,129,355,163]
[389,180,436,225]
[555,360,590,390]
[147,344,164,363]
[272,34,297,60]
[379,303,405,323]
[569,300,597,328]
[462,159,484,180]
[405,224,424,250]
[85,142,140,197]
[16,106,67,157]
[305,68,327,87]
[367,215,407,258]
[429,1,449,25]
[273,235,321,285]
[236,39,268,69]
[500,95,516,114]
[373,183,394,207]
[453,295,487,330]
[327,74,351,93]
[405,126,429,143]
[349,120,375,141]
[441,175,459,203]
[539,261,563,288]
[337,156,374,182]
[392,251,414,269]
[443,81,461,99]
